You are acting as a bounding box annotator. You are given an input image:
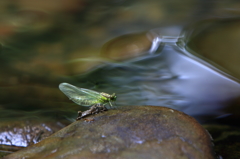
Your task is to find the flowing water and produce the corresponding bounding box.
[0,0,240,155]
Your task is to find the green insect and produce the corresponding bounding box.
[59,83,117,108]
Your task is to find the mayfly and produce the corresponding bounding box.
[59,83,117,120]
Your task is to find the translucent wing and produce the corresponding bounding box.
[59,83,102,106]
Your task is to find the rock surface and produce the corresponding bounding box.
[0,119,68,157]
[4,106,216,159]
[204,124,240,159]
[187,18,240,80]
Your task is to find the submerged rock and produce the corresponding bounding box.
[4,106,216,159]
[204,124,240,159]
[0,119,68,157]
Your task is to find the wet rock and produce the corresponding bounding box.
[204,124,240,159]
[4,106,216,159]
[0,120,68,155]
[186,18,240,80]
[101,32,154,61]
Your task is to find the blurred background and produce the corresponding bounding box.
[0,0,240,156]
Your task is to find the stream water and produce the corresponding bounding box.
[0,0,240,156]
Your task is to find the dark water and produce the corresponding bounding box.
[0,0,240,153]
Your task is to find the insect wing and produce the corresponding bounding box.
[59,83,102,106]
[77,87,101,97]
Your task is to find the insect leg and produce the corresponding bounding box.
[100,104,108,112]
[109,101,113,107]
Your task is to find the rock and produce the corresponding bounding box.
[101,32,154,61]
[0,120,68,152]
[204,124,240,159]
[4,106,216,159]
[187,18,240,80]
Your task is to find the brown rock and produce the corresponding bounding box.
[187,18,240,80]
[101,32,154,61]
[4,106,216,159]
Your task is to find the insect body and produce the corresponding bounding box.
[76,104,108,120]
[59,83,117,107]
